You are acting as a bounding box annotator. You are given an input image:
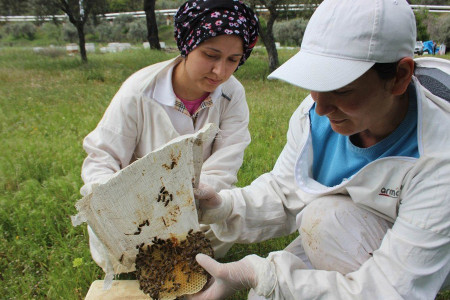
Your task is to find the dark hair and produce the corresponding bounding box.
[371,62,399,80]
[371,61,417,80]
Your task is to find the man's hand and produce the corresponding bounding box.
[188,254,257,300]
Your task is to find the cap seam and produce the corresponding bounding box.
[300,48,378,63]
[367,0,381,60]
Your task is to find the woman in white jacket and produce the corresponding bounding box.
[80,0,259,271]
[191,0,450,299]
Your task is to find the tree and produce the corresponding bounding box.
[33,0,108,62]
[414,9,430,41]
[427,13,450,46]
[144,0,161,50]
[0,0,31,15]
[245,0,319,72]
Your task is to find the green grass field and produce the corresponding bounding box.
[0,47,449,299]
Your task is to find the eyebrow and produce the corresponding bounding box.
[204,47,244,57]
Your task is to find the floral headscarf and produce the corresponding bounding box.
[174,0,259,67]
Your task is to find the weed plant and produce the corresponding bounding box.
[0,47,449,299]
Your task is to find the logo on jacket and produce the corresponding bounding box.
[379,187,401,198]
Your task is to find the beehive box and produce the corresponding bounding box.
[85,280,147,300]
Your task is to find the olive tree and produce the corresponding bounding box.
[144,0,161,50]
[33,0,108,62]
[245,0,319,72]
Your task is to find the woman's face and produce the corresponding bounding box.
[310,69,405,143]
[177,34,244,99]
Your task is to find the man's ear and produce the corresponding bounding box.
[391,57,414,95]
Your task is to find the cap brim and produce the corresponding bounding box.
[268,51,375,92]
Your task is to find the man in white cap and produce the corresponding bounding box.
[189,0,450,298]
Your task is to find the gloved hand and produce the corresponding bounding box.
[188,253,257,300]
[194,184,232,224]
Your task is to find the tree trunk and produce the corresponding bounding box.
[59,0,88,62]
[76,22,87,62]
[144,0,161,50]
[259,10,279,72]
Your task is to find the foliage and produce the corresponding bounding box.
[414,10,450,46]
[112,13,134,26]
[61,22,78,42]
[2,22,37,40]
[108,0,142,12]
[93,15,148,43]
[409,0,450,4]
[95,21,113,42]
[155,0,185,9]
[428,13,450,45]
[0,0,32,15]
[40,22,62,42]
[127,18,147,42]
[273,17,308,46]
[0,15,171,46]
[414,9,431,42]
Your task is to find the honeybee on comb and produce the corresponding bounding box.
[135,231,213,300]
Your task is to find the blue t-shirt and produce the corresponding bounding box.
[310,85,419,187]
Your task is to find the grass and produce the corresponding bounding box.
[0,47,449,300]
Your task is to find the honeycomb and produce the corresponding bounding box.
[135,231,213,300]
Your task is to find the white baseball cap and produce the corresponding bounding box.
[268,0,416,92]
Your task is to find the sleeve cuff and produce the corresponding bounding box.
[246,254,278,297]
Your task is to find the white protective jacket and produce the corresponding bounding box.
[80,57,251,271]
[213,58,450,299]
[81,56,250,196]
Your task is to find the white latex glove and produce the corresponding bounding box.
[188,253,257,300]
[194,184,232,224]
